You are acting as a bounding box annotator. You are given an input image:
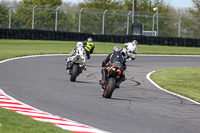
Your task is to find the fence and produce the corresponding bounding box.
[0,4,200,38]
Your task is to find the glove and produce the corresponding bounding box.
[102,60,107,67]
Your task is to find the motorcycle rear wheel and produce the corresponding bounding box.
[104,77,116,98]
[70,64,79,82]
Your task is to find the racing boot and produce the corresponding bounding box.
[66,60,73,70]
[99,80,106,91]
[83,65,87,71]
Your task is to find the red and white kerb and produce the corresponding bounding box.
[0,91,109,133]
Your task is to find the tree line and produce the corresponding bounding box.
[0,0,200,38]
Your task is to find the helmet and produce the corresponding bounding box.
[113,46,122,52]
[87,37,93,42]
[132,40,138,45]
[76,42,83,48]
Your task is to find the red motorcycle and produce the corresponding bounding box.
[100,65,122,98]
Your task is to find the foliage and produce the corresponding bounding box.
[12,6,32,29]
[15,0,62,30]
[21,0,62,6]
[0,4,9,28]
[80,0,124,10]
[78,0,173,36]
[187,0,200,38]
[8,0,75,31]
[1,0,200,37]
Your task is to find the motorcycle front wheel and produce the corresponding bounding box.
[104,77,116,98]
[70,64,79,82]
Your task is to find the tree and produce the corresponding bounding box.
[12,0,63,30]
[79,0,124,10]
[0,4,9,28]
[77,0,173,36]
[21,0,62,6]
[189,0,200,17]
[187,0,200,38]
[77,0,124,34]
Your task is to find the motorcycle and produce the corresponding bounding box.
[66,46,86,82]
[100,64,122,98]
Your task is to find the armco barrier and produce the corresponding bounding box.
[197,39,200,47]
[0,28,200,47]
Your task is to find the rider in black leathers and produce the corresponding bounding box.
[100,46,126,88]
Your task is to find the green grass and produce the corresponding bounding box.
[0,108,71,133]
[0,39,200,61]
[138,45,200,55]
[151,67,200,102]
[0,39,200,132]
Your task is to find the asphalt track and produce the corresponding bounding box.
[0,55,200,133]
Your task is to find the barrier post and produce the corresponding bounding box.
[152,13,157,36]
[9,4,14,29]
[55,6,61,31]
[178,14,182,37]
[102,10,107,34]
[127,11,132,35]
[32,5,37,29]
[78,8,84,32]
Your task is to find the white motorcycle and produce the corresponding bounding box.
[66,42,87,82]
[122,40,138,61]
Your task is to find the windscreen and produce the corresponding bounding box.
[110,51,123,69]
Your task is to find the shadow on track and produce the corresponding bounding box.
[73,80,96,84]
[128,79,141,86]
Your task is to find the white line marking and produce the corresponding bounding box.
[146,70,200,105]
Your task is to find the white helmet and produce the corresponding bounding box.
[76,42,83,48]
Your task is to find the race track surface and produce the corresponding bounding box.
[0,55,200,133]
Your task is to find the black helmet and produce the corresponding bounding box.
[87,37,93,42]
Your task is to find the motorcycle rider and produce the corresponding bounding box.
[83,37,95,59]
[66,42,86,71]
[122,40,138,61]
[99,46,126,88]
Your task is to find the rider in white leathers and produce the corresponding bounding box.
[66,42,87,71]
[122,40,138,61]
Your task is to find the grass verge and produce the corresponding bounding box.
[151,67,200,103]
[0,39,200,61]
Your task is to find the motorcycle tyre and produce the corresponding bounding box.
[70,64,79,82]
[104,77,116,98]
